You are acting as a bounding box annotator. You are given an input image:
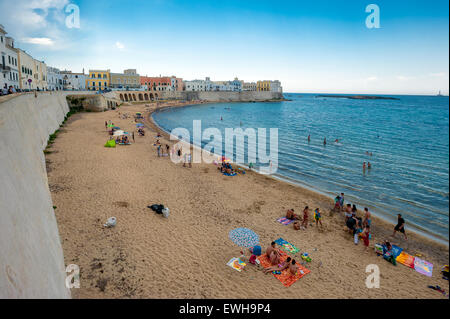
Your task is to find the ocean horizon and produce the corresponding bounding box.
[153,93,450,244]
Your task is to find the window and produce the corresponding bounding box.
[92,82,96,87]
[103,74,106,78]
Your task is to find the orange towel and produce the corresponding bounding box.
[396,252,415,268]
[258,252,310,287]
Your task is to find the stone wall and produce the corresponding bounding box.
[0,91,92,298]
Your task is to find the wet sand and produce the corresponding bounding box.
[46,101,449,298]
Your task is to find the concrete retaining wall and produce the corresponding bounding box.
[160,90,284,102]
[0,91,92,298]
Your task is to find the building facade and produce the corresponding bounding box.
[110,69,140,89]
[257,80,282,92]
[16,49,47,91]
[47,67,63,91]
[0,24,19,90]
[242,81,257,91]
[86,70,110,91]
[140,76,183,91]
[60,71,87,90]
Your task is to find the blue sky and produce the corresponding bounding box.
[0,0,448,94]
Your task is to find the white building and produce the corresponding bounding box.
[184,77,243,92]
[0,24,19,91]
[60,71,87,90]
[47,67,64,91]
[270,80,282,93]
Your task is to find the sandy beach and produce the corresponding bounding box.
[46,102,449,299]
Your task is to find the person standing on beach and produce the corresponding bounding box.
[105,121,107,129]
[132,131,135,142]
[314,208,323,228]
[345,204,352,222]
[361,226,371,252]
[392,214,407,240]
[363,207,371,227]
[301,206,309,229]
[157,144,161,157]
[340,193,345,211]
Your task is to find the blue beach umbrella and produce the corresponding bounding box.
[228,228,259,249]
[136,123,144,127]
[113,126,120,130]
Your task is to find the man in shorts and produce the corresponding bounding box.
[392,214,407,240]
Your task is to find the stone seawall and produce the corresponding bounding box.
[0,91,92,298]
[159,90,284,102]
[113,90,284,103]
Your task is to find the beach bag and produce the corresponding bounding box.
[249,254,257,265]
[104,217,117,227]
[162,207,170,218]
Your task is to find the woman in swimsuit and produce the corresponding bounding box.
[263,257,291,274]
[301,206,309,229]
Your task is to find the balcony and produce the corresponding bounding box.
[1,64,11,73]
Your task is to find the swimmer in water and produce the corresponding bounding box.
[323,137,326,145]
[308,135,311,142]
[220,116,223,121]
[368,162,372,169]
[363,162,366,170]
[335,139,339,143]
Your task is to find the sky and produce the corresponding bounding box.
[0,0,448,95]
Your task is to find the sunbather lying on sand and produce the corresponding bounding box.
[263,257,291,274]
[288,259,299,276]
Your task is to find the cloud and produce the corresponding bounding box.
[0,0,70,49]
[115,41,125,50]
[22,37,55,46]
[396,75,415,81]
[429,72,447,77]
[366,76,377,81]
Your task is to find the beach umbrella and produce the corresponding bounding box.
[228,228,259,249]
[107,124,114,127]
[113,126,121,130]
[136,123,144,127]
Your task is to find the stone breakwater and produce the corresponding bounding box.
[0,91,92,298]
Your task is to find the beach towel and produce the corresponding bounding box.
[104,139,116,148]
[277,217,295,226]
[414,257,433,277]
[391,245,403,259]
[223,172,237,176]
[226,257,246,272]
[396,252,415,268]
[257,252,310,287]
[275,238,300,255]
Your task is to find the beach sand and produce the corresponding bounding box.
[46,102,449,299]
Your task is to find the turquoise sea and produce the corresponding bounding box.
[152,94,449,243]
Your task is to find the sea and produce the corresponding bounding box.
[152,93,449,244]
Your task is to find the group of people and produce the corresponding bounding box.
[0,84,17,96]
[262,242,299,276]
[285,206,323,230]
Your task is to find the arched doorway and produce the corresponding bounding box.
[144,93,148,100]
[133,94,137,101]
[154,93,158,100]
[124,94,129,101]
[119,94,124,101]
[149,93,154,101]
[138,93,143,101]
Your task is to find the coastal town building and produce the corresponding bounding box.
[140,75,183,91]
[242,81,257,91]
[0,24,19,90]
[257,80,282,93]
[185,77,243,92]
[110,69,140,90]
[47,67,64,91]
[16,48,48,91]
[60,70,87,90]
[86,69,110,91]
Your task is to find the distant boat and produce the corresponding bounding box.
[437,90,443,97]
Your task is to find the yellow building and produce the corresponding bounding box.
[86,69,110,91]
[257,80,270,91]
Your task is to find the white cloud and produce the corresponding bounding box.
[0,0,70,49]
[396,75,415,81]
[115,41,125,50]
[366,76,377,81]
[22,37,55,46]
[429,72,447,77]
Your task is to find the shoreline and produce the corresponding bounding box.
[149,102,449,248]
